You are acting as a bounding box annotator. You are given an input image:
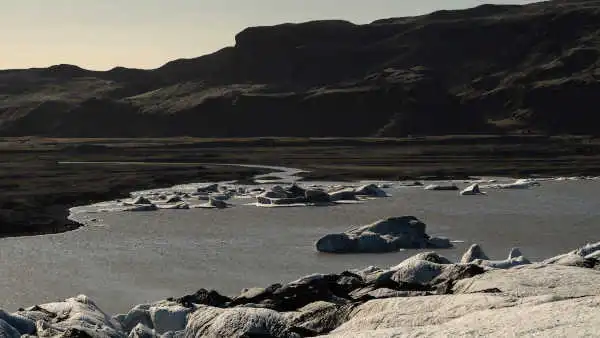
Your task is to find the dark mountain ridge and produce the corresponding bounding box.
[1,0,599,137]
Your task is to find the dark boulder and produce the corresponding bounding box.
[230,284,282,308]
[172,288,232,308]
[429,264,486,294]
[286,184,306,198]
[288,301,355,336]
[328,188,358,201]
[61,328,93,338]
[304,190,332,204]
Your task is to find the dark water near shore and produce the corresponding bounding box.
[0,178,599,314]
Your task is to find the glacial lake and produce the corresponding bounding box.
[1,166,599,314]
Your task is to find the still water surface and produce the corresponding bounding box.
[0,172,598,313]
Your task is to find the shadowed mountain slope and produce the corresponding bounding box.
[1,0,599,137]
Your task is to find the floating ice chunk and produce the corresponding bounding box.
[508,248,523,259]
[460,244,490,264]
[424,184,458,191]
[484,179,540,189]
[460,183,486,196]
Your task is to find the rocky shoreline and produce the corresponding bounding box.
[3,136,600,239]
[1,241,598,337]
[0,162,270,239]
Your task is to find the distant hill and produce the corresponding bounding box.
[1,0,599,137]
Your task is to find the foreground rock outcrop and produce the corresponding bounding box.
[315,216,452,253]
[2,242,599,337]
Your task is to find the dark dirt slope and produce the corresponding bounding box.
[0,0,599,137]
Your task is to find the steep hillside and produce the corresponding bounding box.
[0,0,599,137]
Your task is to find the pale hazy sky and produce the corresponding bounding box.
[1,0,539,70]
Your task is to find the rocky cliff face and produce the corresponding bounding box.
[0,0,599,137]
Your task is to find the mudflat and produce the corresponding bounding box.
[2,135,600,237]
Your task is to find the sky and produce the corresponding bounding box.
[1,0,540,70]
